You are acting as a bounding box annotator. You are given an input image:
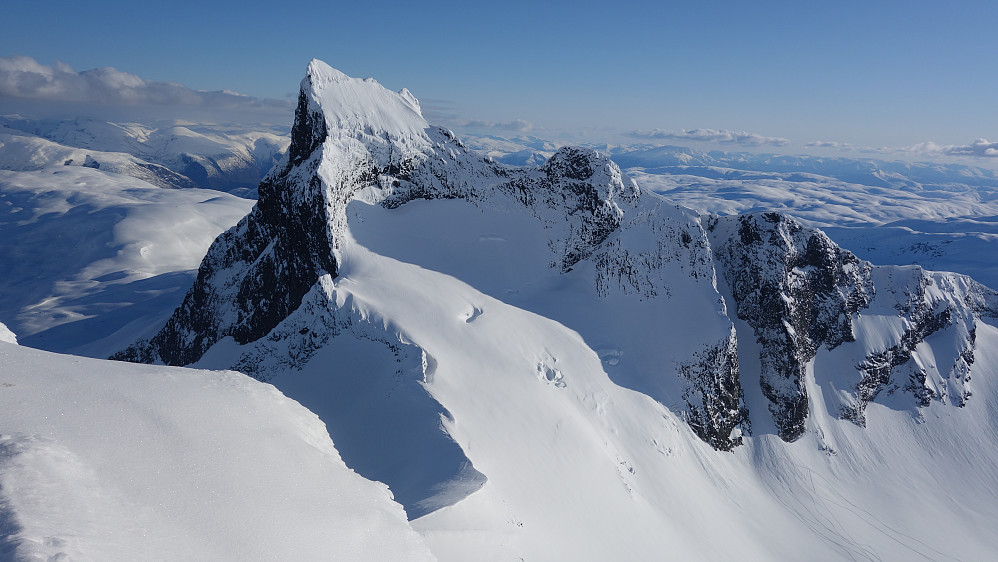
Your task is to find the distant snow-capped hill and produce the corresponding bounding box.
[0,115,289,196]
[0,126,196,189]
[109,61,998,560]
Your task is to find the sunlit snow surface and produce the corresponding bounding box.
[301,196,998,561]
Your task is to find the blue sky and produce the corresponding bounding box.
[3,0,997,161]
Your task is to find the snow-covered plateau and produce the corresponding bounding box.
[3,60,998,561]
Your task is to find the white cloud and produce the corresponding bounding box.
[863,139,998,159]
[462,118,535,132]
[626,128,789,147]
[805,140,854,151]
[934,139,998,158]
[0,55,288,111]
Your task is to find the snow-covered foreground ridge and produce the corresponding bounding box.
[0,329,433,561]
[114,60,998,559]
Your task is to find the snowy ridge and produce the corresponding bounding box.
[119,60,747,452]
[0,321,16,344]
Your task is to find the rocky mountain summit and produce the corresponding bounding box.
[114,60,749,451]
[116,60,998,461]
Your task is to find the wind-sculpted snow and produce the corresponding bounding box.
[194,274,487,519]
[0,321,16,345]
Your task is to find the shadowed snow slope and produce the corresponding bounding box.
[111,61,998,560]
[0,338,433,561]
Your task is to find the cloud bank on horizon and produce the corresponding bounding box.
[460,118,535,133]
[0,56,291,112]
[896,139,998,159]
[627,128,790,147]
[629,127,998,163]
[3,56,996,165]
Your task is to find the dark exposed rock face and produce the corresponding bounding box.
[710,213,874,441]
[678,332,750,450]
[709,212,998,439]
[502,146,640,273]
[533,147,636,271]
[112,83,336,366]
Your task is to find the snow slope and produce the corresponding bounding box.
[0,167,253,357]
[185,201,998,560]
[0,335,433,561]
[112,61,998,561]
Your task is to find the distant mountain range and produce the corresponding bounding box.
[1,115,289,196]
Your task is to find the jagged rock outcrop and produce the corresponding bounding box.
[709,213,873,441]
[841,267,997,424]
[709,212,998,440]
[110,107,335,365]
[677,328,750,449]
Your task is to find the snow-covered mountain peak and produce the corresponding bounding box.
[301,59,429,153]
